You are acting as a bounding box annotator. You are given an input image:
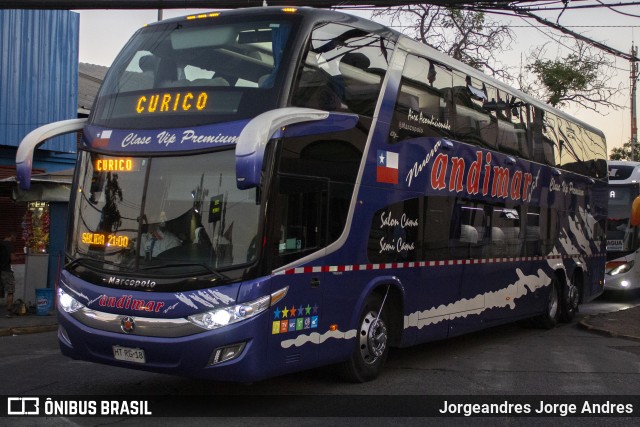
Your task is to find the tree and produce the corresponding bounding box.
[519,40,624,112]
[610,140,640,161]
[373,5,625,114]
[372,5,515,79]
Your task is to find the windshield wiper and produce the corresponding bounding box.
[138,262,230,281]
[65,256,136,273]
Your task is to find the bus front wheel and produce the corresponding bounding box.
[341,294,390,382]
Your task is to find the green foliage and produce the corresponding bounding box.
[610,140,640,161]
[528,52,599,107]
[520,41,622,111]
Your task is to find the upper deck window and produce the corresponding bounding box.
[91,15,300,129]
[291,23,394,116]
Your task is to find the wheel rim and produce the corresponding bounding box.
[548,281,558,318]
[358,311,388,365]
[568,284,579,309]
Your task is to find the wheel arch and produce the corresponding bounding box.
[351,276,405,347]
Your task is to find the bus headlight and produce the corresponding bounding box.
[607,261,634,276]
[58,288,85,313]
[188,295,271,330]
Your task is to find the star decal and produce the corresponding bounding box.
[281,306,289,318]
[312,304,319,314]
[273,307,281,319]
[379,153,385,164]
[289,306,297,317]
[305,304,312,315]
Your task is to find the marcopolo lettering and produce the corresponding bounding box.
[107,276,156,289]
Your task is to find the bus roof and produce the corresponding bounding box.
[153,6,401,40]
[141,6,604,142]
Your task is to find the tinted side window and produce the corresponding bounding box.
[451,72,494,149]
[389,54,454,144]
[291,23,394,116]
[489,205,522,258]
[532,108,556,165]
[368,198,421,263]
[450,200,488,259]
[495,92,531,159]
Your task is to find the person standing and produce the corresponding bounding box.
[0,232,17,317]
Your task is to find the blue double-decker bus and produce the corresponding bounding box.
[17,7,607,382]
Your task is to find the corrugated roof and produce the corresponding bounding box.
[0,9,79,153]
[78,62,108,113]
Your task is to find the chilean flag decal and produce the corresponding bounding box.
[376,150,399,184]
[92,130,112,148]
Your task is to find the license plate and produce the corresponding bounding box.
[113,346,146,364]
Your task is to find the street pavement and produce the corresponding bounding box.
[1,295,640,340]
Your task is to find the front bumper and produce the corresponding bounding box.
[57,308,270,382]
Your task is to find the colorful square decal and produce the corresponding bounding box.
[272,321,280,334]
[272,303,321,336]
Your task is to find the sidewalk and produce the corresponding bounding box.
[0,310,58,336]
[578,305,640,342]
[1,299,640,340]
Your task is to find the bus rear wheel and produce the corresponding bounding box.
[534,276,560,329]
[341,294,389,383]
[559,274,580,323]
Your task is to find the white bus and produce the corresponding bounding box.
[606,161,640,291]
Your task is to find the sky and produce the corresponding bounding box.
[74,2,640,155]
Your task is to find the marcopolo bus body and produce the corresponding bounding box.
[606,161,640,291]
[16,7,608,382]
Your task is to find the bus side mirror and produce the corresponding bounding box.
[235,108,358,189]
[631,196,640,226]
[16,118,86,190]
[235,108,329,190]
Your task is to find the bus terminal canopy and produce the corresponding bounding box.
[0,0,541,9]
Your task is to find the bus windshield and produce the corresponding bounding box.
[607,184,640,252]
[68,149,260,275]
[91,15,298,129]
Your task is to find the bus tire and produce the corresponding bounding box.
[559,272,580,323]
[534,276,560,329]
[340,294,389,383]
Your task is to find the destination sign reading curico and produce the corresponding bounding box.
[136,92,208,114]
[94,158,138,172]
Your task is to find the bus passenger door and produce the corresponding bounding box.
[267,174,327,375]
